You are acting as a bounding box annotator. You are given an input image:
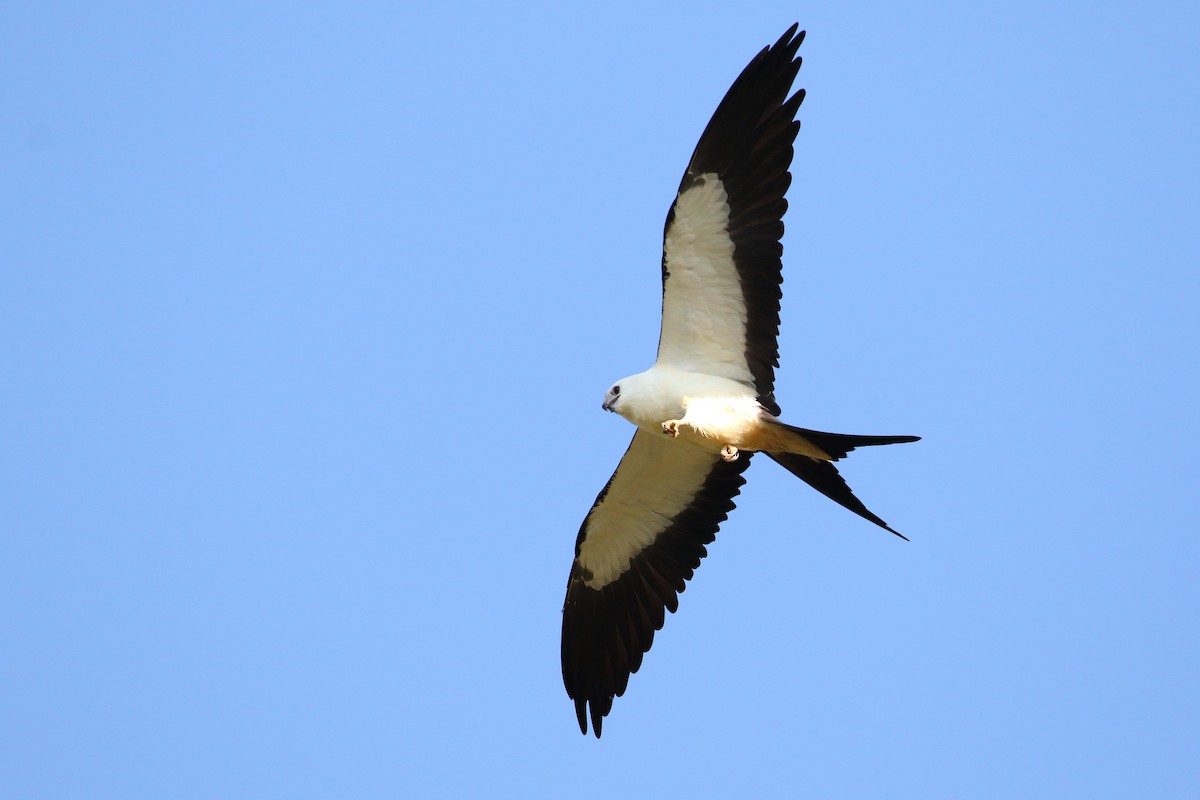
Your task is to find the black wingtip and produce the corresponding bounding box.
[776,23,804,48]
[573,698,606,738]
[574,698,588,735]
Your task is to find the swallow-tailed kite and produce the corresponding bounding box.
[561,25,919,737]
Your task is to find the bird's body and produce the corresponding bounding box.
[561,25,919,737]
[607,365,832,460]
[606,365,757,442]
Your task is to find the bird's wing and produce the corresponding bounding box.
[656,25,805,416]
[562,430,751,737]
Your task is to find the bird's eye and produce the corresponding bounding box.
[612,385,620,396]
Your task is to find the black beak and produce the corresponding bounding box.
[602,400,614,412]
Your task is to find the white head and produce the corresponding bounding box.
[601,376,634,415]
[600,369,678,428]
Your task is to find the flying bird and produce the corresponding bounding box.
[561,25,919,737]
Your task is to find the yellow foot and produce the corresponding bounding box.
[662,420,681,438]
[720,444,740,462]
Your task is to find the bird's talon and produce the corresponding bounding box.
[720,444,740,462]
[662,420,680,438]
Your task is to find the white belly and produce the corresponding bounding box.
[677,395,765,446]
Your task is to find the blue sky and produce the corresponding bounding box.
[3,1,1198,797]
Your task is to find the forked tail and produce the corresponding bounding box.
[769,421,920,461]
[763,422,919,538]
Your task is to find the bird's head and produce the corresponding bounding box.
[600,371,659,423]
[601,382,622,413]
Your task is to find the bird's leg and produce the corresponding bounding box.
[664,404,698,439]
[720,444,740,462]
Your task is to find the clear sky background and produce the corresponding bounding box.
[3,2,1198,797]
